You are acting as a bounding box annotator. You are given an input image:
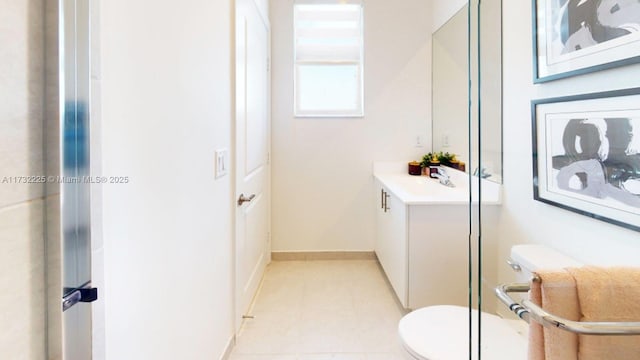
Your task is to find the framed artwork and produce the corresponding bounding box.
[533,0,640,83]
[532,88,640,232]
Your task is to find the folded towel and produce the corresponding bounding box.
[528,267,640,360]
[528,277,545,360]
[528,269,580,360]
[566,266,640,360]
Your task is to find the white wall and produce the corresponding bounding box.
[270,0,432,252]
[496,0,640,292]
[0,0,47,358]
[432,0,466,32]
[98,0,235,359]
[432,6,468,165]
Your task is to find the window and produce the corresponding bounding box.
[294,1,363,117]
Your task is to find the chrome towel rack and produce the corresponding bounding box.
[495,283,640,336]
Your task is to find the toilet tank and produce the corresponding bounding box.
[509,245,583,283]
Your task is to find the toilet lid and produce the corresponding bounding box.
[398,305,527,360]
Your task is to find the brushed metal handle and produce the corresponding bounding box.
[62,287,98,311]
[237,193,256,206]
[496,283,640,335]
[384,193,390,212]
[62,291,82,311]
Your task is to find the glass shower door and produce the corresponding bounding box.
[468,0,504,358]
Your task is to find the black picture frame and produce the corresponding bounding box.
[532,0,640,83]
[532,88,640,232]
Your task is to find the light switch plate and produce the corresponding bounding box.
[215,149,229,179]
[443,133,450,147]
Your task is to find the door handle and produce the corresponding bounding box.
[237,193,256,206]
[62,287,98,311]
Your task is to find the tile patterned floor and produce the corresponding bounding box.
[228,260,409,360]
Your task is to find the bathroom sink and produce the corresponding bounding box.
[373,166,501,205]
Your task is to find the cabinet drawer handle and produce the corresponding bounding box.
[381,189,385,209]
[384,193,390,212]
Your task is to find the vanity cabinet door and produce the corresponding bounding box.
[374,181,408,307]
[407,205,468,309]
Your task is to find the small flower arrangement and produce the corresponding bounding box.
[420,152,437,168]
[420,151,457,168]
[437,152,457,166]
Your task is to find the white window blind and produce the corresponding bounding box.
[294,1,364,117]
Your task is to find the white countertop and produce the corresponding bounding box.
[373,162,502,205]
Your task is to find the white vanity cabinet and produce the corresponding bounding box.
[375,180,408,307]
[373,169,497,310]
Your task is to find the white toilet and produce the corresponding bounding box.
[398,245,582,360]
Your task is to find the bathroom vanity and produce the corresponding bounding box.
[373,163,501,310]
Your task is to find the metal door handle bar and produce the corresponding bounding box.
[495,282,640,335]
[237,193,256,206]
[62,287,98,311]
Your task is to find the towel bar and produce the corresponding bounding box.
[495,283,640,336]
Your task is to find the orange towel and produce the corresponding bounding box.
[528,277,545,360]
[528,269,580,360]
[528,267,640,360]
[566,266,640,360]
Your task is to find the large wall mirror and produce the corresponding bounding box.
[432,0,502,183]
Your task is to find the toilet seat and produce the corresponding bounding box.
[398,305,527,360]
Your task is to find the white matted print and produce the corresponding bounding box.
[534,0,640,82]
[533,88,640,231]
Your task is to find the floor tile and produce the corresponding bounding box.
[229,260,406,359]
[297,354,367,360]
[228,354,297,360]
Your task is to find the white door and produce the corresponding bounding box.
[235,0,270,331]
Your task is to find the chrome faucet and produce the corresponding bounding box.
[432,167,455,187]
[473,167,492,179]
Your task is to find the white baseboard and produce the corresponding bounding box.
[271,251,376,261]
[219,335,235,360]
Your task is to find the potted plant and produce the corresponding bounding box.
[418,153,439,176]
[419,152,465,173]
[437,152,465,171]
[419,153,433,169]
[437,152,455,166]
